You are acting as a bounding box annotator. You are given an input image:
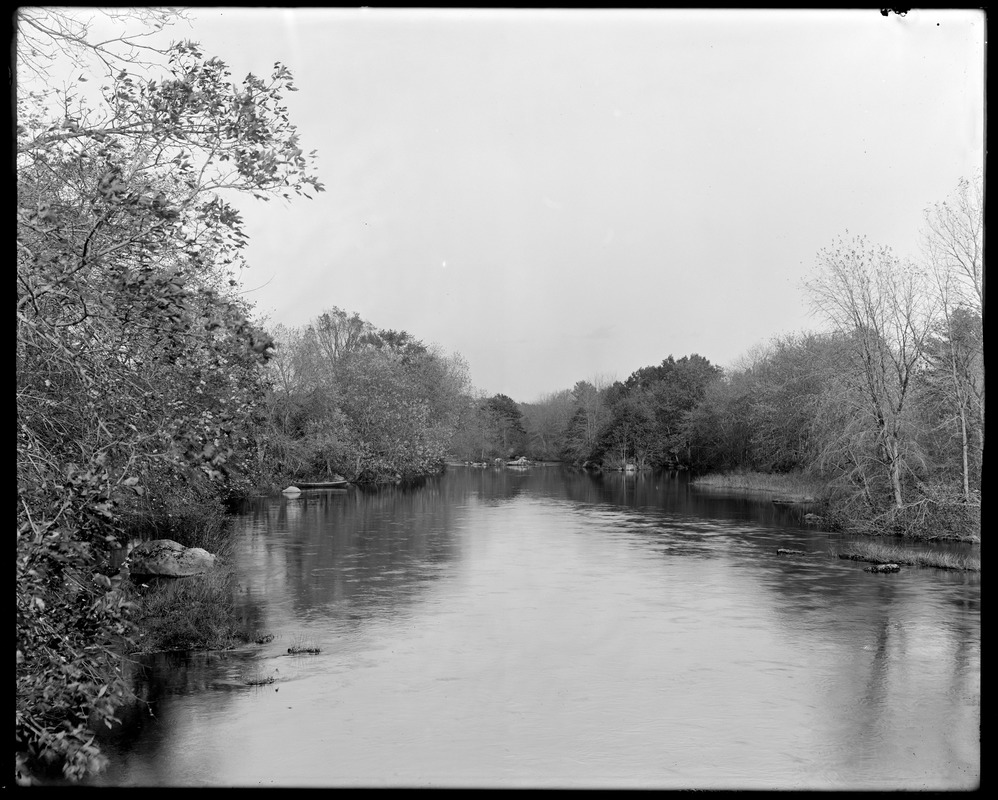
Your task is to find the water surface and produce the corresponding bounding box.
[94,468,980,789]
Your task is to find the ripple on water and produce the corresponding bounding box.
[97,470,979,790]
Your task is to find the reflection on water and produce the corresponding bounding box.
[91,467,980,789]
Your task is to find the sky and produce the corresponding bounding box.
[21,8,986,402]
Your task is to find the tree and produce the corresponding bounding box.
[312,307,375,365]
[743,333,846,474]
[448,390,499,462]
[805,235,933,511]
[520,389,576,460]
[597,392,658,469]
[646,355,721,465]
[16,9,324,780]
[484,394,528,457]
[263,311,472,481]
[562,375,613,463]
[335,349,437,480]
[918,308,984,498]
[923,172,984,316]
[922,174,985,501]
[682,375,753,474]
[16,8,187,85]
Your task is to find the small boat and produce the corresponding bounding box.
[293,480,350,489]
[505,457,531,467]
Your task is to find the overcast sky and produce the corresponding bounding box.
[34,8,986,402]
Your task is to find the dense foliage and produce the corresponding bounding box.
[16,9,323,781]
[263,308,473,483]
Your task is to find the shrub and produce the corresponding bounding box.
[132,569,246,654]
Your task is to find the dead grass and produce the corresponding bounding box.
[838,541,980,572]
[691,470,826,502]
[286,633,321,655]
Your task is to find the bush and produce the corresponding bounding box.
[16,535,137,783]
[132,569,246,653]
[122,499,246,653]
[879,494,981,542]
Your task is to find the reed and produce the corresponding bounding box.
[286,633,321,655]
[838,541,980,572]
[243,666,279,686]
[132,568,246,653]
[691,470,825,502]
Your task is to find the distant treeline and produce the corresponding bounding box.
[500,177,982,540]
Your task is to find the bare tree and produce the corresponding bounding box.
[572,372,615,455]
[521,389,576,459]
[922,174,985,500]
[805,235,934,510]
[923,172,984,316]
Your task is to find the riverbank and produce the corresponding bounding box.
[690,470,825,503]
[113,500,255,656]
[691,469,981,545]
[837,541,980,573]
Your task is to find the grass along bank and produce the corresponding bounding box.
[691,469,981,544]
[116,495,253,655]
[837,541,980,572]
[690,470,825,502]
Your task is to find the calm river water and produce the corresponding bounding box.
[93,467,980,789]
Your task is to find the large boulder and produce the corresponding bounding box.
[127,539,217,578]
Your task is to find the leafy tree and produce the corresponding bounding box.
[597,392,658,469]
[265,312,471,480]
[263,322,340,477]
[449,390,500,461]
[744,334,846,473]
[645,354,722,464]
[561,377,612,463]
[312,307,375,365]
[265,322,326,436]
[681,373,755,474]
[16,9,323,780]
[335,349,437,480]
[485,394,528,458]
[366,328,428,361]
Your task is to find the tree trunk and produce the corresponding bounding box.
[958,402,970,500]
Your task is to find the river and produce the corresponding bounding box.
[91,466,981,789]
